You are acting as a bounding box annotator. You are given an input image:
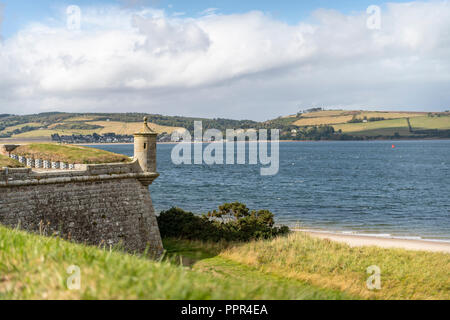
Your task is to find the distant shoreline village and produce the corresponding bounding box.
[0,109,449,144]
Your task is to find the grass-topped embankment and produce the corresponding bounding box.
[158,203,449,300]
[12,143,130,164]
[217,233,450,300]
[0,154,24,168]
[2,223,447,299]
[166,235,450,300]
[0,226,348,300]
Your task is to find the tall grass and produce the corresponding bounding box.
[2,226,447,300]
[0,226,346,300]
[220,233,450,300]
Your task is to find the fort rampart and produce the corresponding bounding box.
[0,118,163,256]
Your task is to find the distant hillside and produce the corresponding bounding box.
[0,113,184,139]
[0,110,449,142]
[0,112,258,141]
[264,109,450,140]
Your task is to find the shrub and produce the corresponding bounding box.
[52,123,103,130]
[347,116,363,123]
[157,202,290,242]
[368,117,385,122]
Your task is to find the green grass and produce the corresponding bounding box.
[7,119,182,138]
[1,226,448,300]
[333,118,413,136]
[3,112,447,140]
[0,226,349,300]
[219,233,450,300]
[163,239,353,300]
[332,115,449,137]
[0,123,42,135]
[0,154,24,168]
[12,144,130,164]
[409,116,450,130]
[10,129,98,138]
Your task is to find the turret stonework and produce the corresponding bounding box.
[134,117,157,174]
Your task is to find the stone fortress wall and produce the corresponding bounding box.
[0,118,163,256]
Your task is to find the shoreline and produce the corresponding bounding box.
[1,137,449,146]
[296,229,450,253]
[74,138,450,146]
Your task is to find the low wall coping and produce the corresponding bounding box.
[0,160,157,187]
[0,172,159,187]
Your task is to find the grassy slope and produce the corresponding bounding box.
[289,110,448,137]
[12,129,97,138]
[10,116,183,138]
[0,123,42,135]
[219,233,450,300]
[1,226,448,300]
[12,144,130,164]
[0,227,348,300]
[333,118,412,136]
[409,116,450,130]
[294,115,354,126]
[333,116,450,136]
[300,110,351,118]
[2,111,448,139]
[0,154,24,168]
[355,112,424,120]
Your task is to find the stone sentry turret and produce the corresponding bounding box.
[133,117,158,186]
[134,117,157,172]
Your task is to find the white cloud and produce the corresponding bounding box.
[1,2,450,119]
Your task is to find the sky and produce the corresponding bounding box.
[0,0,449,120]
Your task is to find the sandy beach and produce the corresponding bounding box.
[298,230,450,253]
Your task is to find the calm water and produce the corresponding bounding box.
[89,140,450,241]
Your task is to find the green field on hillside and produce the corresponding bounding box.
[11,129,97,138]
[332,116,449,136]
[1,111,449,140]
[333,118,412,136]
[409,116,450,130]
[271,110,449,138]
[11,121,182,138]
[0,123,43,135]
[0,113,252,139]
